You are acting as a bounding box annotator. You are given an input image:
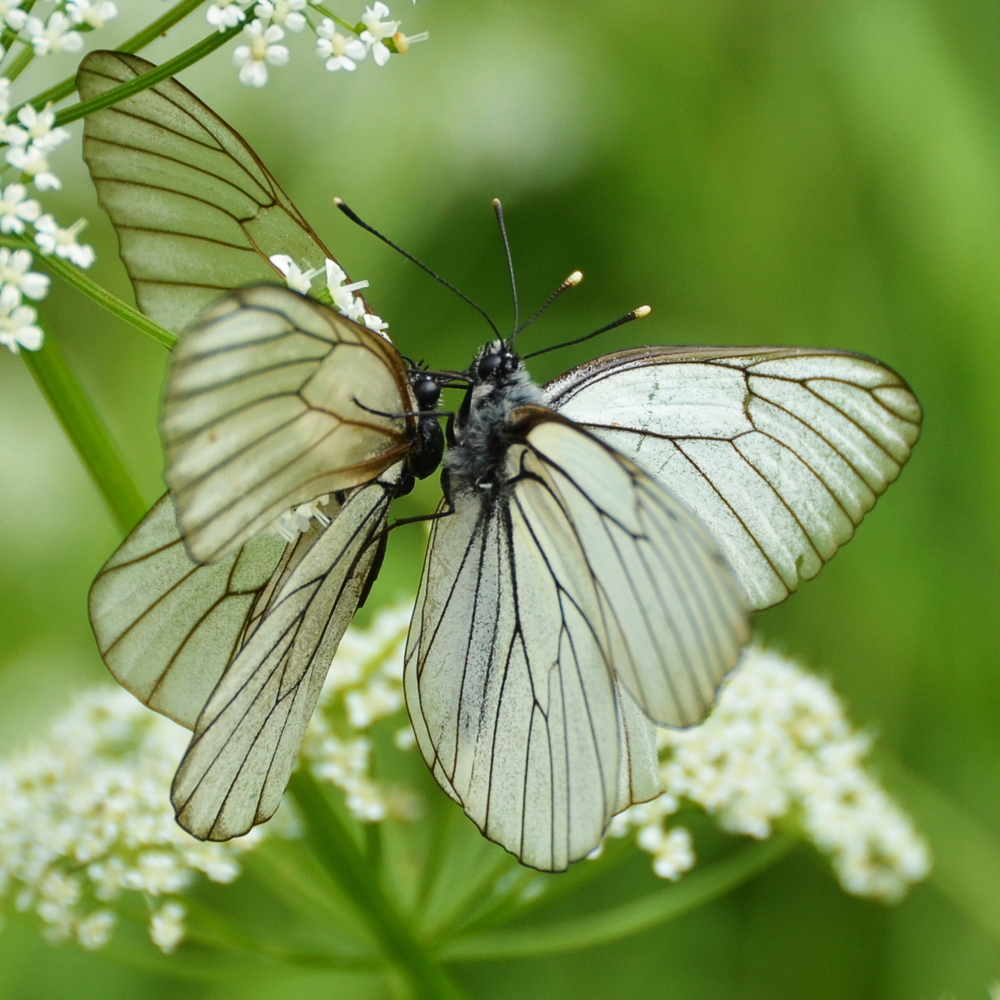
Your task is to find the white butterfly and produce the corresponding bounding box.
[82,51,922,868]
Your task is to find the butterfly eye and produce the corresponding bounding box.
[477,353,502,380]
[412,376,440,409]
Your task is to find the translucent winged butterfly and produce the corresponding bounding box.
[81,50,443,839]
[83,51,922,871]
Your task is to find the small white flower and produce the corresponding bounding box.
[233,19,288,88]
[207,0,245,31]
[269,253,322,293]
[0,183,41,234]
[363,313,388,334]
[1,104,71,152]
[76,911,116,951]
[5,146,61,190]
[0,248,50,302]
[66,0,117,29]
[255,0,305,31]
[34,215,96,268]
[266,494,331,542]
[0,300,42,352]
[0,0,26,30]
[149,902,185,954]
[324,258,368,319]
[316,18,366,72]
[25,11,84,56]
[359,2,400,66]
[0,78,10,118]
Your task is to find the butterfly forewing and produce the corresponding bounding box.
[162,285,417,564]
[172,468,400,840]
[546,347,921,610]
[405,410,747,870]
[78,50,337,334]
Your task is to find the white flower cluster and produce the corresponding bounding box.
[607,646,931,902]
[0,688,263,953]
[0,245,47,352]
[0,0,117,58]
[301,603,420,823]
[0,0,112,353]
[269,251,389,334]
[220,1,426,88]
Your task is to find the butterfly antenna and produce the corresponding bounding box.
[515,270,583,338]
[334,198,501,339]
[521,305,651,361]
[492,199,519,336]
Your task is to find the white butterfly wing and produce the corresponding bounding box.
[405,411,747,870]
[78,50,339,334]
[88,493,288,728]
[163,285,416,564]
[171,469,399,840]
[546,347,921,610]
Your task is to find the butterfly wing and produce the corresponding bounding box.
[163,284,417,564]
[405,410,747,870]
[78,50,339,334]
[546,347,922,610]
[88,493,291,728]
[171,468,399,840]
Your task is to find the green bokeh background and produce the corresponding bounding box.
[1,0,999,996]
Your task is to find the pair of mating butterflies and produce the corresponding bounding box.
[82,51,922,871]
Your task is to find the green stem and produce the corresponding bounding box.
[4,43,34,85]
[447,834,638,939]
[13,0,209,114]
[27,247,177,349]
[308,4,359,34]
[22,329,147,534]
[54,23,244,127]
[439,835,794,963]
[289,770,468,1000]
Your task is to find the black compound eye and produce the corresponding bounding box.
[477,353,502,380]
[412,376,440,409]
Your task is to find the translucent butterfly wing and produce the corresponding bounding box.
[546,347,922,610]
[405,411,746,870]
[78,50,337,334]
[88,493,288,728]
[172,469,399,840]
[163,285,416,563]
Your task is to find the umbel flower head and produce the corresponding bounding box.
[0,605,418,954]
[0,688,263,952]
[607,646,932,902]
[0,607,930,958]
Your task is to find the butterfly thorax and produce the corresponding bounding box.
[445,340,543,490]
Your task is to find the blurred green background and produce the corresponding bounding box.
[2,0,1000,995]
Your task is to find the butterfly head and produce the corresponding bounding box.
[445,340,544,488]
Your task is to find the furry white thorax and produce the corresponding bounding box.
[445,340,544,488]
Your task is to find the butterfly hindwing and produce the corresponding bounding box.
[546,347,922,609]
[163,285,417,564]
[88,493,287,729]
[78,50,337,334]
